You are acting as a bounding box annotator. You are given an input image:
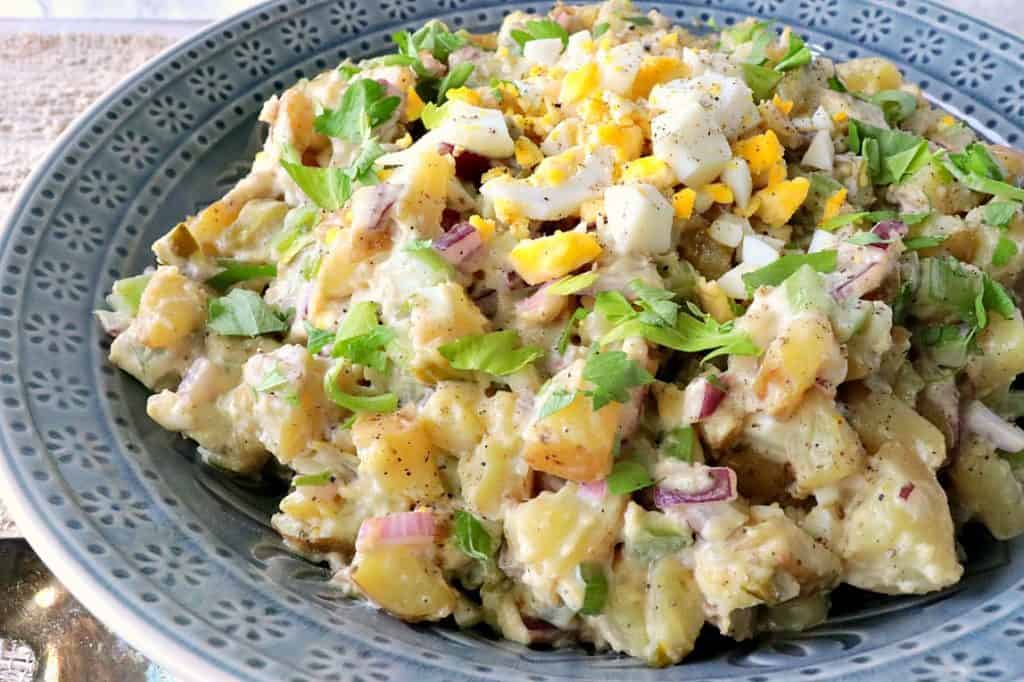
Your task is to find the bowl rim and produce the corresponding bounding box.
[0,1,1021,681]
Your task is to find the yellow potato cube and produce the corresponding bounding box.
[753,314,836,418]
[509,232,603,285]
[845,384,946,469]
[523,360,622,482]
[352,411,445,503]
[135,266,207,349]
[841,442,962,594]
[503,483,625,605]
[951,433,1024,540]
[352,546,456,621]
[187,199,241,251]
[409,282,489,382]
[836,57,903,94]
[420,382,487,455]
[966,313,1024,398]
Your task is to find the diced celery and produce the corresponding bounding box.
[783,265,832,314]
[109,274,152,315]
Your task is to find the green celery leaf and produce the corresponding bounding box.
[547,271,599,295]
[304,321,335,355]
[660,426,701,463]
[993,235,1019,267]
[606,459,654,495]
[439,330,543,375]
[904,235,947,250]
[510,19,569,50]
[741,62,783,101]
[983,274,1016,320]
[592,22,610,38]
[206,259,276,292]
[538,387,577,420]
[742,250,838,294]
[583,349,654,410]
[207,289,289,337]
[984,201,1018,228]
[454,510,494,561]
[403,239,455,278]
[436,63,475,104]
[556,307,589,354]
[870,90,917,125]
[578,562,608,615]
[774,33,811,72]
[314,79,401,142]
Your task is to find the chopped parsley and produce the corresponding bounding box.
[207,289,289,337]
[582,349,653,410]
[510,19,569,51]
[439,330,543,376]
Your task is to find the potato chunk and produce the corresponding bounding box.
[352,546,456,621]
[753,313,840,418]
[503,483,625,607]
[420,382,487,455]
[840,442,962,594]
[523,359,623,482]
[742,389,864,497]
[240,345,331,463]
[966,313,1024,398]
[409,282,489,383]
[950,433,1024,540]
[694,505,840,633]
[352,410,445,503]
[460,392,531,520]
[135,266,207,349]
[590,555,704,666]
[845,384,946,469]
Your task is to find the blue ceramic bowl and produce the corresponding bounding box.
[2,1,1024,680]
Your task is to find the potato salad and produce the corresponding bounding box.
[98,0,1024,666]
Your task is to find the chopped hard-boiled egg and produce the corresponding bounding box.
[600,183,674,255]
[650,74,760,139]
[752,177,810,228]
[599,41,645,96]
[509,231,603,284]
[620,156,677,188]
[802,130,835,172]
[733,130,785,181]
[378,101,514,164]
[651,100,732,187]
[524,37,565,67]
[721,158,753,209]
[481,147,615,221]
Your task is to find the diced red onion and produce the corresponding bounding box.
[898,482,915,501]
[871,220,908,245]
[683,377,727,422]
[453,150,492,183]
[552,8,573,30]
[416,52,446,77]
[448,46,483,69]
[578,480,607,501]
[964,400,1024,453]
[521,616,560,643]
[831,262,881,301]
[356,511,436,552]
[435,221,484,268]
[440,208,462,230]
[654,467,737,507]
[351,183,401,233]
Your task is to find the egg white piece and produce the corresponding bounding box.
[601,183,674,255]
[652,100,732,187]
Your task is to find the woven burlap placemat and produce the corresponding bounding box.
[0,32,173,537]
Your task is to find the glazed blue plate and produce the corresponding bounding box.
[1,1,1023,680]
